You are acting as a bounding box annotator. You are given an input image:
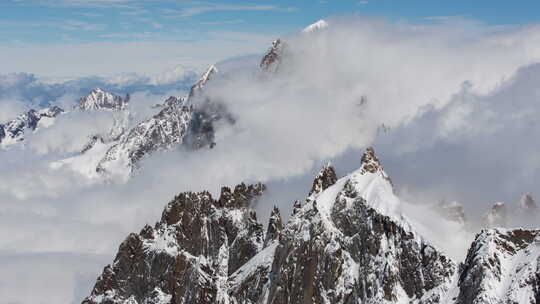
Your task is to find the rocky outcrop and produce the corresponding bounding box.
[260,39,286,72]
[308,162,337,198]
[264,206,283,247]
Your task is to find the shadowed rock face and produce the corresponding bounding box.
[308,163,337,198]
[82,148,540,304]
[83,183,266,304]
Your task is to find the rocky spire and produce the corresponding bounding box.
[217,182,266,208]
[189,65,218,98]
[308,162,337,198]
[264,206,283,247]
[260,39,286,72]
[360,146,382,174]
[482,202,508,228]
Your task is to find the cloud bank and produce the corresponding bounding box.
[2,17,540,303]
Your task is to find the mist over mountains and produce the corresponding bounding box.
[1,17,540,303]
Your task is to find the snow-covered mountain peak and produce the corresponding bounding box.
[189,65,218,98]
[78,88,129,111]
[302,19,329,33]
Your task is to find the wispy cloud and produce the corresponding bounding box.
[199,19,245,25]
[16,0,134,8]
[165,4,296,18]
[0,19,106,31]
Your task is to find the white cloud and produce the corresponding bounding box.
[26,111,116,155]
[13,0,134,8]
[0,31,277,79]
[0,98,28,123]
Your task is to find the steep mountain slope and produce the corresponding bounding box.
[94,65,221,176]
[457,228,540,304]
[83,148,461,304]
[95,96,191,176]
[0,106,63,148]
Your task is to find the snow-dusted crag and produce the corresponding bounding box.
[83,148,470,304]
[95,65,224,176]
[260,20,328,73]
[95,95,191,175]
[78,88,129,111]
[0,106,63,148]
[83,183,266,304]
[457,228,540,304]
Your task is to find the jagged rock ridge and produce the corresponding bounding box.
[83,183,266,304]
[84,148,517,304]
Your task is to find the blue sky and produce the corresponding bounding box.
[3,0,540,45]
[1,0,540,79]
